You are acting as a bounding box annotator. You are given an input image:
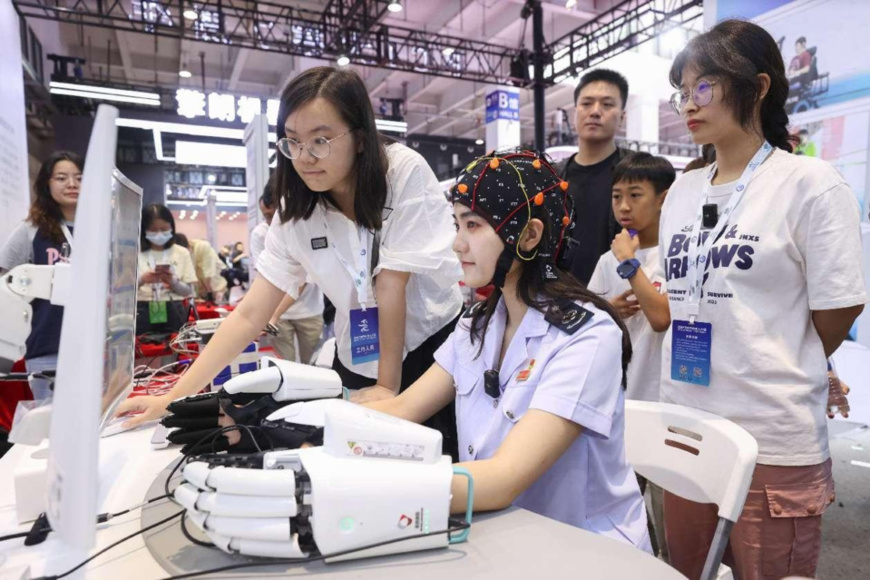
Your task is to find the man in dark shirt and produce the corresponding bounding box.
[554,69,630,285]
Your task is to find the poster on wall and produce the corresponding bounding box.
[0,0,32,247]
[709,0,870,216]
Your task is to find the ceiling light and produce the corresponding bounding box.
[442,47,455,57]
[475,138,484,145]
[388,1,403,13]
[179,210,186,219]
[50,87,161,106]
[336,54,350,67]
[117,118,278,141]
[179,69,192,78]
[183,9,198,20]
[375,118,408,134]
[565,0,577,8]
[49,82,161,101]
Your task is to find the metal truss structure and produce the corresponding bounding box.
[546,0,704,83]
[13,0,525,84]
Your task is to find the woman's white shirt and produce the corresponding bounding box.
[137,244,198,301]
[257,142,463,378]
[658,149,867,466]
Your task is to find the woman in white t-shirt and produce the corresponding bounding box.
[135,204,197,335]
[118,67,463,457]
[660,20,866,579]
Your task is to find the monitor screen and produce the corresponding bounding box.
[46,104,143,551]
[101,171,142,426]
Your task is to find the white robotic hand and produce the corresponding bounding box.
[162,357,344,454]
[175,401,473,563]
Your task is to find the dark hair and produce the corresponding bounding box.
[140,204,176,251]
[574,69,629,109]
[261,174,276,209]
[174,232,189,249]
[275,67,389,231]
[796,36,806,45]
[468,209,632,388]
[612,152,676,195]
[669,19,794,152]
[28,151,85,245]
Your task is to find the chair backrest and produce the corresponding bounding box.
[624,401,758,523]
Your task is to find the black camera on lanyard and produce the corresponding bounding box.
[484,369,501,399]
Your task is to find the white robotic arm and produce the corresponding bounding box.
[223,356,344,401]
[176,400,473,563]
[0,263,71,372]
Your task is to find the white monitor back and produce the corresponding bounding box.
[46,104,143,550]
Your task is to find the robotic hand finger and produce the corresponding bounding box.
[178,450,312,558]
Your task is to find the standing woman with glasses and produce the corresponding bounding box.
[117,67,464,457]
[660,20,866,579]
[0,151,84,400]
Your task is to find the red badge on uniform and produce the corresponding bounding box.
[516,359,536,382]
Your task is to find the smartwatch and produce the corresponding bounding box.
[616,258,641,280]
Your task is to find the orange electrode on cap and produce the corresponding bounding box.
[560,181,569,191]
[457,183,468,194]
[532,159,542,169]
[489,158,500,169]
[562,216,570,226]
[534,192,545,205]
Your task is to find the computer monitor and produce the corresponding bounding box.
[45,104,142,551]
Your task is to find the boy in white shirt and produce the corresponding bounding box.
[587,152,675,558]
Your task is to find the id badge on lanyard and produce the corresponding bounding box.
[321,210,380,365]
[60,223,73,260]
[149,250,169,303]
[671,141,772,387]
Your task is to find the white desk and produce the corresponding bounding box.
[0,428,682,579]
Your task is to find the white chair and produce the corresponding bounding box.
[624,401,758,580]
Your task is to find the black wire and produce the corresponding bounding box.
[161,520,472,580]
[179,511,214,548]
[34,510,184,580]
[103,494,171,520]
[0,494,170,545]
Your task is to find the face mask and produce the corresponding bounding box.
[146,231,173,246]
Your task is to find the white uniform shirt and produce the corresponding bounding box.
[257,143,463,378]
[137,245,198,301]
[588,246,666,402]
[251,220,324,320]
[434,297,650,550]
[659,149,868,466]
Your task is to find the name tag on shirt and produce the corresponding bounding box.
[671,320,712,387]
[350,307,380,365]
[311,237,328,250]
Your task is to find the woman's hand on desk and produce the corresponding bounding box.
[116,394,172,428]
[349,385,396,404]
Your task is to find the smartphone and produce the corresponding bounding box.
[154,264,172,274]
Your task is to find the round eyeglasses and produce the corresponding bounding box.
[276,130,352,160]
[669,79,718,116]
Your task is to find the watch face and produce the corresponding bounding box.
[617,261,636,278]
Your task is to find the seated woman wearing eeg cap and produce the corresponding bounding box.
[367,149,650,549]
